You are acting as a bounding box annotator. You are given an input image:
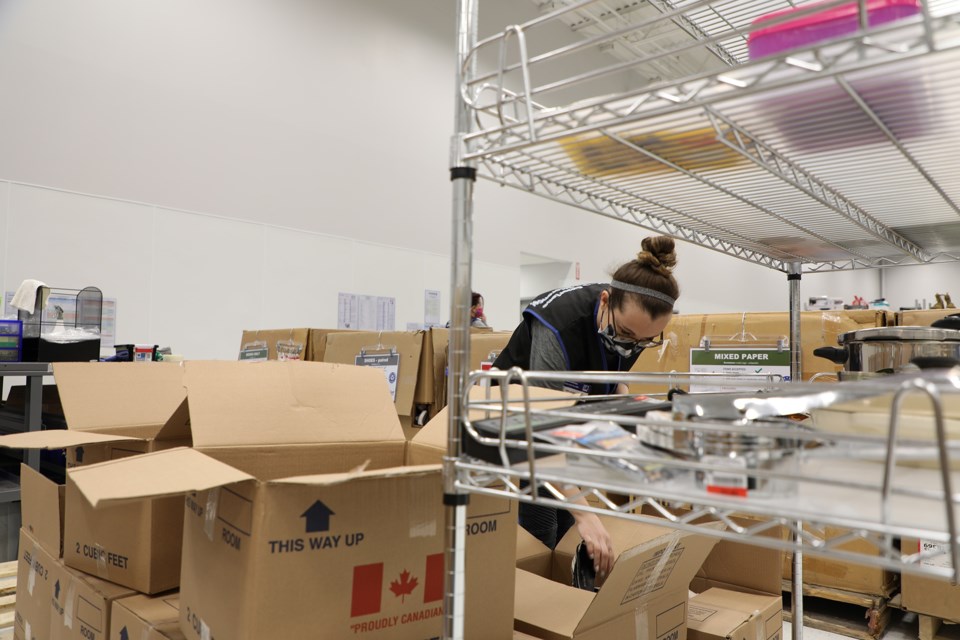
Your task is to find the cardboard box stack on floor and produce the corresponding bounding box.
[15,527,136,640]
[782,531,897,597]
[2,364,191,595]
[43,361,516,640]
[628,310,889,391]
[688,523,783,640]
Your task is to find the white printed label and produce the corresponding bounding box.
[704,455,749,497]
[919,540,952,569]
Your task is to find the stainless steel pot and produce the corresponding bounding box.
[813,325,960,373]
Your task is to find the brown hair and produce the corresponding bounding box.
[609,235,679,318]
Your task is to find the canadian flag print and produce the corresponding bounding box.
[351,553,444,617]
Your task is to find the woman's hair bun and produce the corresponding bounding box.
[637,236,677,276]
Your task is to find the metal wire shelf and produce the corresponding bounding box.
[462,0,960,272]
[455,368,960,580]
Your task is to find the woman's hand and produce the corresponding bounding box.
[571,511,614,586]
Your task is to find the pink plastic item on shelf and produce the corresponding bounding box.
[748,0,922,59]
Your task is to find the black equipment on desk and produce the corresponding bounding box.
[463,394,671,465]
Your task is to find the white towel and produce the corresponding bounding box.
[11,279,47,313]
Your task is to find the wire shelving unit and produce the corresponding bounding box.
[444,2,960,638]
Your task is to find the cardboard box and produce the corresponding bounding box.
[15,528,136,640]
[238,328,311,361]
[517,527,553,579]
[782,528,896,596]
[629,310,888,391]
[514,521,721,640]
[69,361,516,640]
[687,588,782,640]
[414,328,514,418]
[900,538,960,622]
[321,331,425,423]
[111,593,186,640]
[896,309,958,327]
[0,363,191,594]
[20,463,64,558]
[53,561,137,640]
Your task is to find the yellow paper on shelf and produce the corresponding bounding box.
[561,126,748,178]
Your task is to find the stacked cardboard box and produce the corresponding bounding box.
[896,309,959,327]
[29,361,516,640]
[628,310,889,391]
[320,330,426,438]
[15,527,135,640]
[414,327,514,421]
[900,538,960,623]
[3,364,191,594]
[111,593,185,640]
[782,533,897,597]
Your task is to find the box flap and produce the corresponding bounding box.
[53,362,186,437]
[20,463,63,557]
[0,430,140,450]
[515,568,593,639]
[411,384,578,453]
[269,463,440,486]
[576,524,722,635]
[183,360,404,448]
[67,447,255,507]
[517,526,554,578]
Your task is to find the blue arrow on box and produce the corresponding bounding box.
[301,501,334,533]
[120,627,129,640]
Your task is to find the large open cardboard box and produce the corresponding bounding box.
[514,519,722,640]
[535,513,783,640]
[67,361,516,640]
[1,363,190,593]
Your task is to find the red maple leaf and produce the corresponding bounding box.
[389,570,418,602]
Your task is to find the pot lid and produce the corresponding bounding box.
[838,326,960,343]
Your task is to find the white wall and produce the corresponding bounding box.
[884,263,960,311]
[0,0,914,361]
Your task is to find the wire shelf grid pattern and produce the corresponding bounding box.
[464,0,960,271]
